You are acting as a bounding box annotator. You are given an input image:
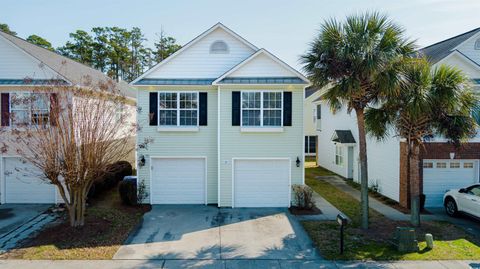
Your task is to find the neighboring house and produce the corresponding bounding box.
[133,23,309,207]
[0,30,136,204]
[314,28,480,208]
[303,87,322,158]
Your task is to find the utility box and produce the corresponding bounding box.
[394,227,419,253]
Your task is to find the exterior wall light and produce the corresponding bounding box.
[296,157,301,167]
[139,155,146,167]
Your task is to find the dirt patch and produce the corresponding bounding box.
[289,206,322,215]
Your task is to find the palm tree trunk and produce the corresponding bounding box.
[409,142,421,227]
[355,108,369,229]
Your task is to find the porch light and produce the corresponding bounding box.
[449,152,455,159]
[296,157,301,167]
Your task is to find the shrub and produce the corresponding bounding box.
[292,184,314,209]
[119,178,148,205]
[88,161,133,198]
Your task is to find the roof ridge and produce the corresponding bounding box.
[420,27,480,50]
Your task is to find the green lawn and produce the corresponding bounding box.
[303,165,480,260]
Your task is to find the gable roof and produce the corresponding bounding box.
[305,86,320,98]
[212,49,309,85]
[0,31,135,98]
[418,27,480,64]
[131,23,258,85]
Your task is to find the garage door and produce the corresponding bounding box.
[423,159,479,207]
[151,158,206,204]
[233,159,290,207]
[3,157,56,204]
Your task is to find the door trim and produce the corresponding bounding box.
[149,156,208,205]
[231,157,291,208]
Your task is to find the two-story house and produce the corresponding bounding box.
[0,30,135,204]
[133,23,309,207]
[313,27,480,209]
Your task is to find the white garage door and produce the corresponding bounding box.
[3,157,56,204]
[234,159,290,207]
[423,159,479,207]
[151,158,206,204]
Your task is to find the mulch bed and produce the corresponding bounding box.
[289,205,322,215]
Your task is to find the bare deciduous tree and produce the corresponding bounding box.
[1,78,135,227]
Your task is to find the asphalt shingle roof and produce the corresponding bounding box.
[331,130,356,144]
[305,86,320,98]
[418,28,480,64]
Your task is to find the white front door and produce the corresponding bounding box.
[150,157,206,204]
[423,159,479,208]
[3,157,56,204]
[233,159,290,207]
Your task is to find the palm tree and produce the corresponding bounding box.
[365,59,478,226]
[301,12,415,229]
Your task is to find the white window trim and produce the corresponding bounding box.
[9,92,50,127]
[335,144,344,167]
[157,91,199,130]
[240,90,283,131]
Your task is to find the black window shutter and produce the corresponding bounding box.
[316,104,321,119]
[283,91,292,126]
[1,93,9,127]
[149,92,158,126]
[199,92,208,126]
[232,91,241,126]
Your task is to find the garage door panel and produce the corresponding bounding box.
[4,158,56,204]
[151,158,205,204]
[423,160,478,208]
[234,159,290,208]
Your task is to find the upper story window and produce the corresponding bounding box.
[158,92,198,126]
[475,39,480,50]
[241,91,282,127]
[315,104,322,131]
[210,40,229,54]
[10,92,50,126]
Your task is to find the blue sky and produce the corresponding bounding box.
[1,0,479,70]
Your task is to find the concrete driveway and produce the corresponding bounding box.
[114,205,321,261]
[0,204,54,251]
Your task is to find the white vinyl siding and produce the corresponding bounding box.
[146,28,255,79]
[0,35,58,79]
[227,53,295,78]
[136,87,218,204]
[218,85,304,207]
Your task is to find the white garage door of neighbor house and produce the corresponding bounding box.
[3,158,56,204]
[234,159,290,207]
[151,158,206,204]
[423,159,479,208]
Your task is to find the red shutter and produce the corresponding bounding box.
[1,93,10,127]
[49,93,58,126]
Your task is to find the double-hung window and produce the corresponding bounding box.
[241,91,282,127]
[158,92,198,126]
[10,92,49,126]
[335,144,344,166]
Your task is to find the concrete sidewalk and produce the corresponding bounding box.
[296,190,345,221]
[1,259,479,269]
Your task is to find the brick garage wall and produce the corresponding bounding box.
[399,142,480,208]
